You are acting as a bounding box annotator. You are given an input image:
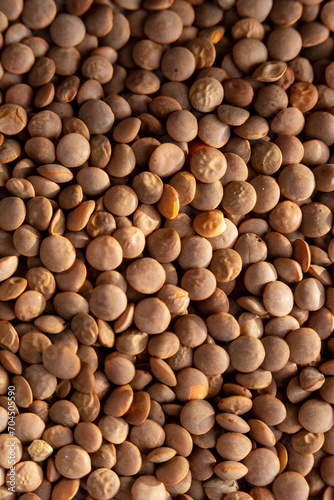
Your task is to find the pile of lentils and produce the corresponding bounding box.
[1,0,334,499]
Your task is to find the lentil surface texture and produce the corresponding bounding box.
[0,1,333,499]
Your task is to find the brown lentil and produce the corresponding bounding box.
[0,2,332,498]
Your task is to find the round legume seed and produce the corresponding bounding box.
[0,3,332,498]
[56,133,90,168]
[272,472,309,500]
[86,468,120,499]
[90,285,127,321]
[55,445,91,479]
[40,235,76,273]
[0,104,28,135]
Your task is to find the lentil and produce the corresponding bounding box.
[0,2,332,498]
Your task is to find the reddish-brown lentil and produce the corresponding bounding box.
[0,1,332,498]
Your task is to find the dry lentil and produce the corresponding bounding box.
[0,2,332,498]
